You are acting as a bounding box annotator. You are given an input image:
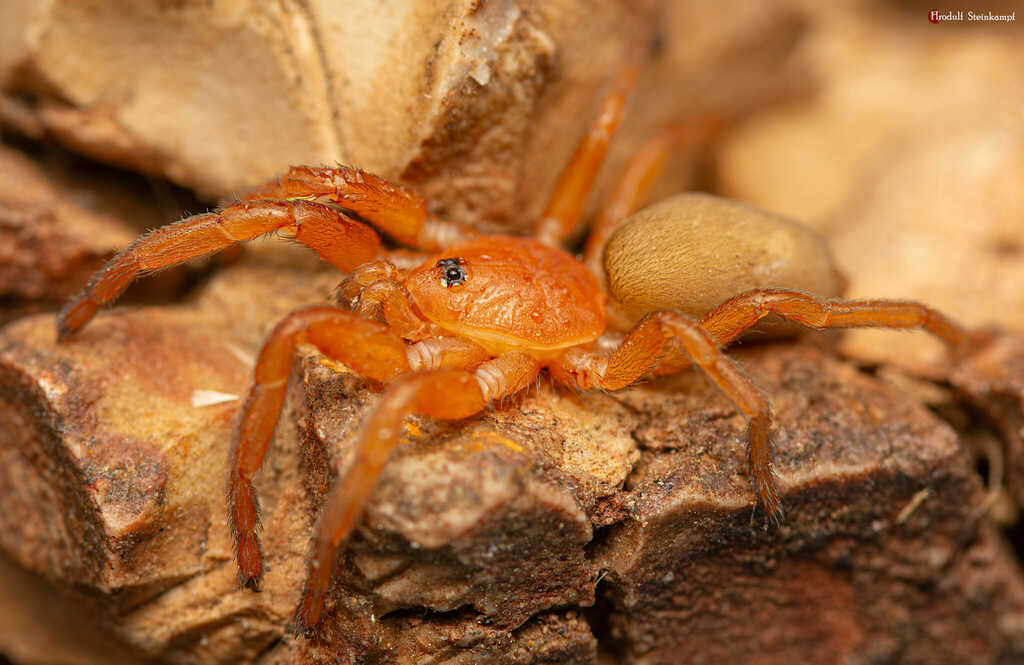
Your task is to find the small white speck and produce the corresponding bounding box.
[469,62,491,86]
[191,390,239,407]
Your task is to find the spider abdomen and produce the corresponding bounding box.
[603,193,847,326]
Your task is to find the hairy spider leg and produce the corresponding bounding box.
[237,164,478,251]
[651,288,968,377]
[535,35,646,245]
[294,352,540,635]
[699,288,966,347]
[227,306,411,590]
[556,310,779,520]
[57,200,380,340]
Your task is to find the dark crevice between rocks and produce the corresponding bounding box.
[378,603,482,624]
[955,401,1024,561]
[584,571,627,665]
[582,508,631,663]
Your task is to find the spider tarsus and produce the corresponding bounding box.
[56,297,98,342]
[749,502,786,530]
[959,325,998,359]
[292,594,323,639]
[238,574,263,593]
[294,622,317,640]
[763,506,786,530]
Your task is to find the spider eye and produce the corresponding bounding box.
[436,257,468,288]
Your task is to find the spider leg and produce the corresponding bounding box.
[228,306,412,591]
[535,33,647,245]
[58,200,380,340]
[653,288,967,375]
[295,351,539,635]
[582,118,723,277]
[701,288,966,346]
[405,337,492,371]
[557,311,779,521]
[236,164,478,251]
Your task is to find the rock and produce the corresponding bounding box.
[0,146,130,326]
[596,343,1024,664]
[716,4,1024,228]
[4,268,1023,662]
[953,334,1024,513]
[832,119,1024,372]
[0,550,148,665]
[0,0,806,232]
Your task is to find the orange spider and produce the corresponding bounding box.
[56,43,966,635]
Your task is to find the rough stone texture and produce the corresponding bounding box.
[4,280,1024,663]
[597,344,1024,664]
[953,334,1024,513]
[0,254,636,663]
[0,146,131,326]
[0,260,335,664]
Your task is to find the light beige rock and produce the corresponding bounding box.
[834,118,1024,370]
[714,5,1024,373]
[717,6,1024,229]
[0,0,806,232]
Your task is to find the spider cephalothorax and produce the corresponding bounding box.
[57,38,967,635]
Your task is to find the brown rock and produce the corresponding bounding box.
[0,261,337,663]
[0,550,147,665]
[0,146,129,326]
[0,248,636,663]
[595,343,1024,664]
[953,334,1024,514]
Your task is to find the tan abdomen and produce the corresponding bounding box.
[603,193,847,328]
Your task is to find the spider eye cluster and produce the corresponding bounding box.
[436,257,468,288]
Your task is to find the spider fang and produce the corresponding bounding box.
[436,257,468,287]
